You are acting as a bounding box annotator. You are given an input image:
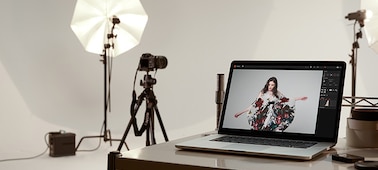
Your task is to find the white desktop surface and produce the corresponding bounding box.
[115,133,378,170]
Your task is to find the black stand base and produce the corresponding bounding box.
[76,130,129,151]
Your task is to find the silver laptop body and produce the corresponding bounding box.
[176,60,346,160]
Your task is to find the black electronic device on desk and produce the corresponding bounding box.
[332,153,364,163]
[332,153,378,170]
[355,161,378,170]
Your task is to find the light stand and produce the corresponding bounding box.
[76,17,129,151]
[349,18,363,111]
[343,10,378,111]
[117,70,169,152]
[342,10,366,111]
[344,10,378,148]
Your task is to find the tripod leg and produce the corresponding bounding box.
[117,116,136,152]
[150,110,156,145]
[145,124,151,146]
[154,105,169,142]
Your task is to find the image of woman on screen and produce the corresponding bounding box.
[234,77,307,132]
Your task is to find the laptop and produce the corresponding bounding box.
[175,60,346,160]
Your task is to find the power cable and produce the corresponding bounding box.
[0,132,50,162]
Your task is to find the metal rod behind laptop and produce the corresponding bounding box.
[216,74,224,130]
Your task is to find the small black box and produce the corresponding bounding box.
[49,132,76,157]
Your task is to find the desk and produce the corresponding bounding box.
[110,133,378,170]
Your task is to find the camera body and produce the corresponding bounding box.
[138,53,168,72]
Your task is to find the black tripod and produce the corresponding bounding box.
[117,73,169,151]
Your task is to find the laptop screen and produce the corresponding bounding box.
[219,61,346,142]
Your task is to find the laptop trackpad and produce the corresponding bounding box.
[223,144,269,151]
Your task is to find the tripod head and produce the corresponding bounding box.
[140,73,156,89]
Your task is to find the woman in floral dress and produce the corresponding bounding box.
[234,77,307,132]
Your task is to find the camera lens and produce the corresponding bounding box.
[155,56,168,69]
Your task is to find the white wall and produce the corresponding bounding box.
[1,0,377,157]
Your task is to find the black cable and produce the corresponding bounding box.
[0,133,50,162]
[133,68,138,91]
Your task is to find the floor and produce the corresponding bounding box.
[0,140,142,170]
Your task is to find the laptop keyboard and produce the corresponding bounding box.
[211,136,317,148]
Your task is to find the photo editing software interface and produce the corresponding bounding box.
[221,63,344,138]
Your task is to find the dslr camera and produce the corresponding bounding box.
[138,53,168,72]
